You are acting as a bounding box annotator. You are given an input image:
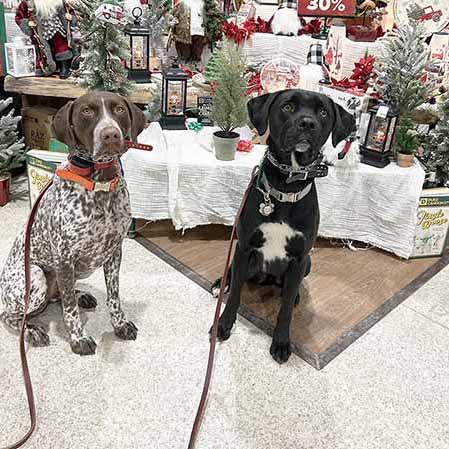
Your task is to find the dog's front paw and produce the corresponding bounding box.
[71,336,97,355]
[76,290,98,309]
[211,319,233,341]
[27,325,50,347]
[270,340,292,364]
[114,321,138,340]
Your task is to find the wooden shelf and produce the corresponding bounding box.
[4,75,153,104]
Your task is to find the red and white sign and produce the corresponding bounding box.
[298,0,356,17]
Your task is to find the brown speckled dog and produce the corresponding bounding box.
[0,92,146,355]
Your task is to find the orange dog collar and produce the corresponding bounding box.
[55,168,122,192]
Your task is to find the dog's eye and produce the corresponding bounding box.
[115,105,126,114]
[81,107,93,116]
[320,109,328,118]
[282,103,295,113]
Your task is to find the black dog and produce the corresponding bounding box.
[214,89,355,364]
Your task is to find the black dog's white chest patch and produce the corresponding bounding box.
[257,222,304,264]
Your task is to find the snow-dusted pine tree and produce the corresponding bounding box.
[76,0,132,95]
[426,96,449,186]
[0,97,26,176]
[374,20,434,116]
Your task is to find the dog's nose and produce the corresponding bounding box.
[100,127,121,145]
[298,117,317,131]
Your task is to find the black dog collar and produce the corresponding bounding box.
[261,173,312,203]
[265,151,328,184]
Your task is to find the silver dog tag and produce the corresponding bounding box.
[259,202,274,216]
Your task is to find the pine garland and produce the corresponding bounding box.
[203,0,225,49]
[426,97,449,186]
[374,20,434,116]
[210,42,248,134]
[77,0,132,95]
[143,0,172,50]
[0,97,26,175]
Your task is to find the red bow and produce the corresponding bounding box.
[331,55,376,93]
[237,140,254,152]
[298,19,322,36]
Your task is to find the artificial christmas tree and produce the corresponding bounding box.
[0,97,26,206]
[210,41,248,160]
[374,20,434,116]
[426,96,449,186]
[77,0,132,94]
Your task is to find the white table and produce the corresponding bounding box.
[122,124,425,259]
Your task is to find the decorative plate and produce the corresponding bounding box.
[260,58,301,93]
[393,0,449,35]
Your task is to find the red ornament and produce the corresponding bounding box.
[237,140,254,153]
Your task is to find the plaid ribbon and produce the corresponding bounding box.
[278,0,297,9]
[307,44,324,65]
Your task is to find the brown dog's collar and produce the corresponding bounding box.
[56,168,122,192]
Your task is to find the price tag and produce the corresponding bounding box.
[298,0,356,17]
[376,105,390,119]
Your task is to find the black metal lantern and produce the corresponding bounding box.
[160,65,188,130]
[125,6,151,83]
[360,103,399,168]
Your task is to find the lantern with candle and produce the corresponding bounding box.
[125,6,151,83]
[160,65,188,130]
[360,103,399,168]
[5,37,36,78]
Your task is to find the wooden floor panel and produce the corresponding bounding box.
[138,219,443,368]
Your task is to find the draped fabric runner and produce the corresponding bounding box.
[122,123,425,259]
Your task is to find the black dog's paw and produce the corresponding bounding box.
[210,320,233,341]
[76,290,98,309]
[27,324,50,347]
[71,336,97,356]
[210,278,229,298]
[115,321,138,340]
[270,340,292,364]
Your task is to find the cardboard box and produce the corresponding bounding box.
[21,106,57,151]
[411,187,449,259]
[26,149,67,206]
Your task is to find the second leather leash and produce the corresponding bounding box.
[187,166,258,449]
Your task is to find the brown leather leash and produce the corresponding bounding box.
[2,179,53,449]
[187,167,258,449]
[2,160,256,449]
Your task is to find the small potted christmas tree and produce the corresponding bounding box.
[0,98,26,206]
[210,42,248,161]
[394,118,419,168]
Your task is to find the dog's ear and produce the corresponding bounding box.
[52,101,76,148]
[247,92,281,137]
[123,97,147,141]
[332,102,356,147]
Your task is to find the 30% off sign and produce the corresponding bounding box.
[298,0,356,17]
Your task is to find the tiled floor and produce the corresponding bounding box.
[1,177,448,449]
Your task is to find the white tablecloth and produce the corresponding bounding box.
[122,124,425,259]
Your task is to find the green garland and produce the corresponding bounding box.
[203,0,225,49]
